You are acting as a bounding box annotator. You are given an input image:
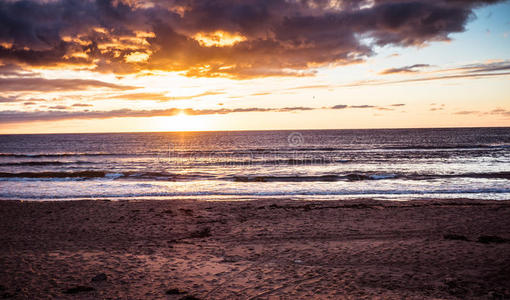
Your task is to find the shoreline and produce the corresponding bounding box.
[1,198,509,299]
[2,195,509,202]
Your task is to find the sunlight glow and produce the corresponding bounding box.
[151,112,210,132]
[124,51,151,63]
[193,31,247,47]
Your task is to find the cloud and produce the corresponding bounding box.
[48,105,70,110]
[488,108,510,117]
[350,105,376,109]
[0,0,503,78]
[379,64,430,75]
[452,60,510,73]
[453,108,510,117]
[289,62,510,91]
[331,105,348,109]
[105,90,224,101]
[454,110,480,115]
[251,92,271,96]
[170,91,225,100]
[0,103,397,124]
[0,77,137,92]
[0,95,19,103]
[375,107,393,111]
[277,106,315,112]
[331,104,394,110]
[0,63,39,77]
[0,107,270,123]
[0,94,46,103]
[106,92,173,101]
[72,103,93,107]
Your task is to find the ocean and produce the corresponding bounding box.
[1,128,509,201]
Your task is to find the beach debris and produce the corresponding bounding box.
[91,273,107,282]
[63,285,95,294]
[190,227,211,238]
[443,234,469,241]
[477,235,508,244]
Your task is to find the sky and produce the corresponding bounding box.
[0,0,509,134]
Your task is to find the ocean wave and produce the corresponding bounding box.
[232,173,398,182]
[2,188,510,200]
[232,172,510,182]
[1,143,506,159]
[0,170,509,182]
[0,171,214,181]
[0,171,109,179]
[0,153,127,158]
[380,144,510,150]
[0,160,91,166]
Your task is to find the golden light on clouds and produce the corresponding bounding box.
[193,31,247,47]
[124,51,151,63]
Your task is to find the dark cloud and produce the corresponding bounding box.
[350,105,376,108]
[329,104,395,110]
[48,105,70,110]
[379,64,430,75]
[72,103,93,107]
[0,77,137,92]
[0,0,502,78]
[452,60,510,73]
[331,104,348,109]
[391,103,406,107]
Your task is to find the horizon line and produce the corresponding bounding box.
[1,125,509,135]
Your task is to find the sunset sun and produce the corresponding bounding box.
[152,111,209,132]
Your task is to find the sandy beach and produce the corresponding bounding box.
[1,198,509,299]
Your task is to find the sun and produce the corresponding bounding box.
[151,112,209,132]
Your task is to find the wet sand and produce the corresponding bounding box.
[1,198,509,299]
